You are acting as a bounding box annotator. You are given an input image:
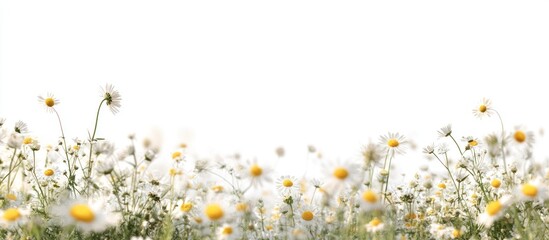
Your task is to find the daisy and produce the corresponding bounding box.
[296,205,319,227]
[359,189,382,212]
[516,180,547,202]
[472,98,494,119]
[438,124,453,138]
[365,217,384,233]
[102,84,122,114]
[52,198,121,232]
[217,223,241,240]
[462,136,481,150]
[361,143,382,166]
[379,132,406,154]
[275,175,299,196]
[322,160,361,196]
[7,132,24,149]
[490,178,502,189]
[201,199,232,223]
[243,159,273,188]
[37,93,60,112]
[14,120,28,134]
[477,196,512,228]
[0,207,30,229]
[511,127,535,147]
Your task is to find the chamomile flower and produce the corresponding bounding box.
[37,93,60,112]
[365,217,385,233]
[517,180,547,202]
[217,223,241,240]
[275,175,299,196]
[14,120,28,134]
[322,160,361,196]
[438,124,453,138]
[477,196,512,228]
[359,189,382,212]
[296,206,319,227]
[102,84,122,114]
[511,127,535,147]
[379,132,406,154]
[0,207,30,229]
[462,136,481,149]
[201,199,232,223]
[52,199,121,232]
[244,159,273,188]
[472,98,494,118]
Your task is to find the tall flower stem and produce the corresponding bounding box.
[87,99,106,194]
[494,110,508,174]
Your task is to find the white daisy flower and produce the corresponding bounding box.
[472,98,494,119]
[359,189,382,212]
[516,180,548,202]
[243,159,273,188]
[14,120,28,134]
[37,93,60,112]
[217,223,241,240]
[438,124,453,138]
[379,132,407,154]
[275,175,299,196]
[477,195,513,228]
[7,132,24,149]
[0,207,30,229]
[296,205,319,227]
[365,217,384,233]
[322,160,361,196]
[102,84,122,114]
[52,198,121,233]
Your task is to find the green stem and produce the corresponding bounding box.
[87,99,106,195]
[449,134,464,157]
[494,110,508,174]
[6,148,17,193]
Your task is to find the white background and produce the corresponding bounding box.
[1,1,549,176]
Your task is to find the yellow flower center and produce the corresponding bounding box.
[514,131,526,143]
[486,201,502,216]
[333,167,349,180]
[44,169,55,176]
[171,151,182,159]
[522,183,538,197]
[362,190,378,203]
[212,185,224,193]
[23,137,33,145]
[249,164,263,177]
[479,104,487,113]
[282,179,293,187]
[45,97,55,107]
[70,204,95,223]
[6,194,17,201]
[468,140,478,147]
[3,208,21,221]
[236,203,248,212]
[387,139,399,148]
[72,145,80,150]
[301,211,314,221]
[491,179,501,188]
[194,217,203,223]
[452,229,462,238]
[205,204,224,220]
[169,168,182,176]
[438,183,446,189]
[369,217,382,227]
[221,226,233,235]
[181,202,193,212]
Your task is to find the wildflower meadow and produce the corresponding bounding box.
[1,85,549,240]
